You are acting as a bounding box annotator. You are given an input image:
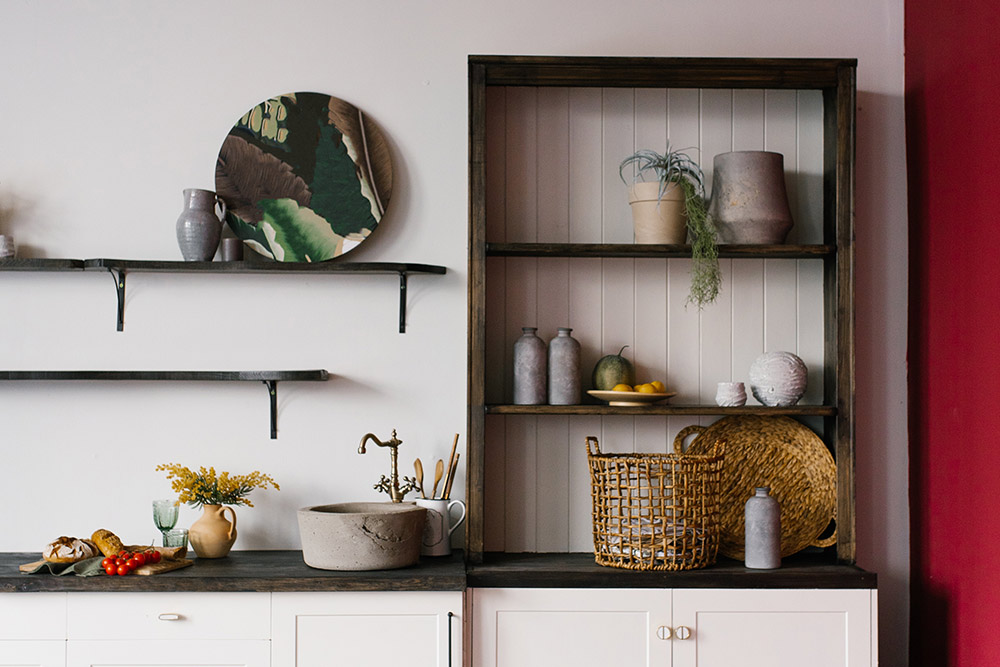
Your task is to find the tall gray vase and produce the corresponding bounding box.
[176,188,227,261]
[744,486,781,569]
[708,151,793,244]
[513,327,546,405]
[548,328,581,405]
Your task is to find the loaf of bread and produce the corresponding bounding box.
[43,536,100,564]
[90,529,126,557]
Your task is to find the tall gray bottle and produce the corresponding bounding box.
[744,486,781,569]
[513,327,546,405]
[548,327,581,405]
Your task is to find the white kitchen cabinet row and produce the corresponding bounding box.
[0,587,875,667]
[471,588,877,667]
[0,591,461,667]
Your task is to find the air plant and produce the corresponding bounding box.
[619,144,721,308]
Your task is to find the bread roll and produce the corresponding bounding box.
[43,536,100,563]
[91,529,126,557]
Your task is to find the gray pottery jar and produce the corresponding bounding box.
[548,327,581,405]
[176,188,227,261]
[513,327,547,405]
[708,151,794,244]
[744,486,781,569]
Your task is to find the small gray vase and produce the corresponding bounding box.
[513,327,546,405]
[744,486,781,569]
[176,189,227,261]
[548,327,581,405]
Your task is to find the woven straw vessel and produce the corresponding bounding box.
[679,415,836,559]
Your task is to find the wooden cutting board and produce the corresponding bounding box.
[132,558,194,575]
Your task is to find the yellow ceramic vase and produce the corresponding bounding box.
[188,504,237,558]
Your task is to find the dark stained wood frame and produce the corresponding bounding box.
[468,56,857,572]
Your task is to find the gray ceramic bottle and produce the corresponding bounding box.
[513,327,546,405]
[744,486,781,569]
[548,327,581,405]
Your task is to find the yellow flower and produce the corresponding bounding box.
[156,463,279,508]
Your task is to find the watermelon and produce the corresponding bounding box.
[592,345,636,390]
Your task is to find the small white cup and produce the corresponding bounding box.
[414,498,466,557]
[715,381,747,407]
[0,235,14,259]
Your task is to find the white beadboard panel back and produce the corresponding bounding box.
[484,87,826,552]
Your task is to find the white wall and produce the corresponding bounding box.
[0,0,907,664]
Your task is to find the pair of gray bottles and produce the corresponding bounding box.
[513,327,580,405]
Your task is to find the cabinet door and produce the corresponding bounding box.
[671,588,874,667]
[0,642,65,667]
[66,640,269,667]
[471,588,670,667]
[271,591,462,667]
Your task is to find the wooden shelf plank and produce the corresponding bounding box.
[83,258,446,274]
[486,243,834,259]
[0,370,329,381]
[485,404,836,417]
[471,56,856,90]
[0,258,85,270]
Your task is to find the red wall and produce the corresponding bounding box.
[907,1,1000,665]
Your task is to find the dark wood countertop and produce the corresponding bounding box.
[0,550,875,592]
[467,552,877,589]
[0,550,466,593]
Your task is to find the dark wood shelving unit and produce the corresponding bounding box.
[0,370,329,439]
[468,55,858,578]
[0,258,446,333]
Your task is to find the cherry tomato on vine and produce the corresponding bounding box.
[148,551,161,564]
[116,564,129,576]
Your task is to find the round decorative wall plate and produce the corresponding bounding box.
[215,92,392,262]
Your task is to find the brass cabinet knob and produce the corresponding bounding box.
[675,625,692,640]
[656,625,673,640]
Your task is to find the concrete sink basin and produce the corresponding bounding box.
[298,502,427,571]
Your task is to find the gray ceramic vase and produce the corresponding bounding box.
[744,486,781,569]
[548,327,581,405]
[708,151,793,244]
[176,188,227,261]
[513,327,547,405]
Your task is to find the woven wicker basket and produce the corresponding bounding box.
[587,435,725,571]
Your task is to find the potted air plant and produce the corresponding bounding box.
[619,144,721,308]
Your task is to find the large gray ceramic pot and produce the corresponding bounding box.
[708,151,793,244]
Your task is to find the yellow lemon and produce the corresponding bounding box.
[636,383,656,393]
[650,380,666,393]
[611,383,634,392]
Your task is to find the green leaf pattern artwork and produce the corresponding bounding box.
[215,92,392,262]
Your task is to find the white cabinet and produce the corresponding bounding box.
[67,641,270,667]
[0,592,66,667]
[271,591,462,667]
[0,643,65,667]
[64,592,272,667]
[472,588,877,667]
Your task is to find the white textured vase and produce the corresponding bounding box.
[748,351,808,406]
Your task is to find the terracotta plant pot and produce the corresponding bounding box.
[627,181,687,244]
[188,504,237,558]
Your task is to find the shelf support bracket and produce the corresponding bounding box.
[107,268,126,332]
[263,380,278,439]
[398,271,408,334]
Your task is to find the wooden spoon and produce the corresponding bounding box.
[431,459,444,499]
[414,458,426,498]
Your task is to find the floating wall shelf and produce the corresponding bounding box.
[0,370,330,439]
[0,258,447,333]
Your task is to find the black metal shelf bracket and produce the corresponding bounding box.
[108,268,126,332]
[399,271,408,333]
[263,379,278,439]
